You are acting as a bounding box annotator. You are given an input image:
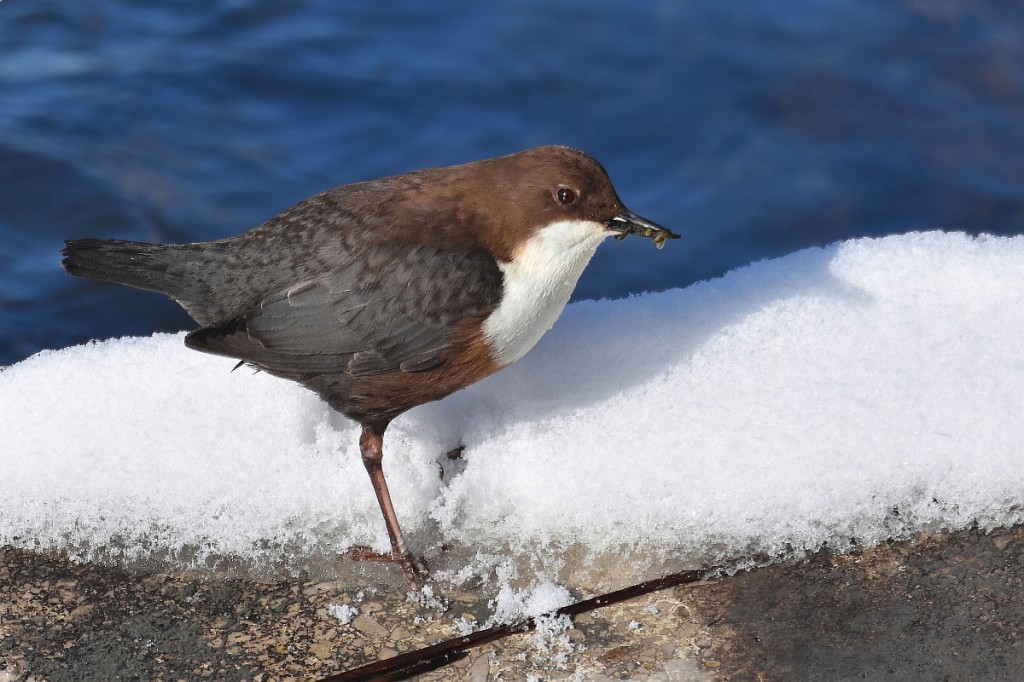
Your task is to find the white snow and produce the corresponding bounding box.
[489,580,575,624]
[2,231,1023,591]
[327,603,358,625]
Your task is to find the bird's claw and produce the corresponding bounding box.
[346,546,431,591]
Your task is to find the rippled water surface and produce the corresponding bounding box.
[2,0,1022,364]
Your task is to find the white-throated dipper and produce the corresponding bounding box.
[62,146,679,590]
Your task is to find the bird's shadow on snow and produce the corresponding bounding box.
[404,242,874,447]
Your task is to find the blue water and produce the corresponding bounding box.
[2,1,1022,366]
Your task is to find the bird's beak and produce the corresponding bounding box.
[605,210,680,249]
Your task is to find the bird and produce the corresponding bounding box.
[61,145,679,590]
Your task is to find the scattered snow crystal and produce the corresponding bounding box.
[488,581,575,625]
[328,603,358,625]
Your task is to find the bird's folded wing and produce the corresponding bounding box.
[185,244,502,376]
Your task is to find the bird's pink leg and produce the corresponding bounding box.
[358,423,429,591]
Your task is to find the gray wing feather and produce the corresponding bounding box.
[186,245,502,376]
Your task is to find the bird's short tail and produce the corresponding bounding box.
[63,239,172,292]
[61,239,224,324]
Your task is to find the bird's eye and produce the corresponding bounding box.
[555,187,577,205]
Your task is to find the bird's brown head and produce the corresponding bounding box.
[445,145,679,261]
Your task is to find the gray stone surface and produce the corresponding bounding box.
[2,525,1023,680]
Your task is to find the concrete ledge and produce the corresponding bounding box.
[2,524,1022,680]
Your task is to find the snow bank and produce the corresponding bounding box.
[2,231,1022,585]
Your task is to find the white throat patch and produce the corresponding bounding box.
[482,219,609,366]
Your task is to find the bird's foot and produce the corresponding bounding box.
[346,546,431,591]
